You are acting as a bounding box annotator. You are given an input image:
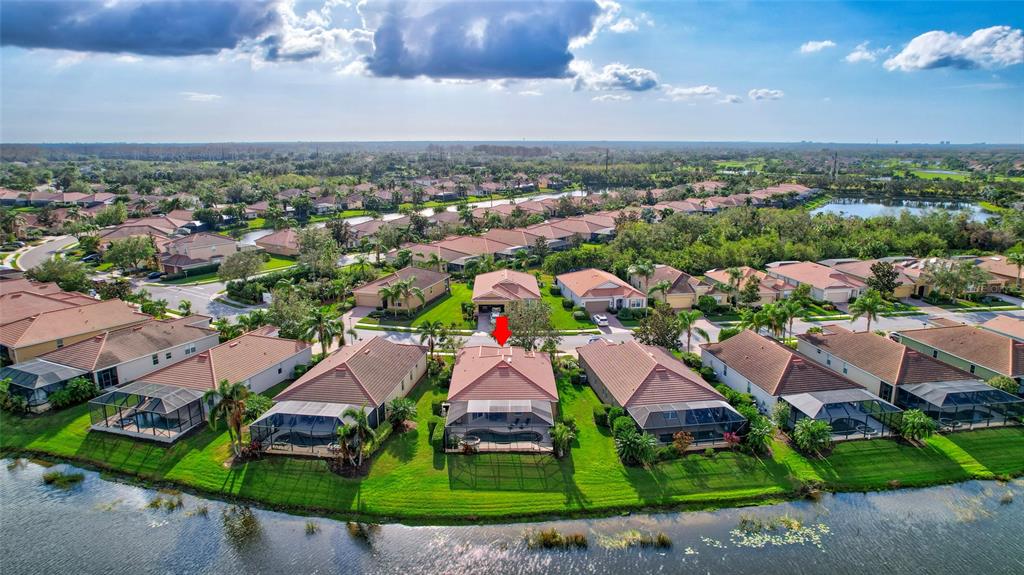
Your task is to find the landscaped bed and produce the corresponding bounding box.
[3,373,1022,524]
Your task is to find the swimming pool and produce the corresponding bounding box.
[465,429,544,443]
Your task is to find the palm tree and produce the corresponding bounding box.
[212,317,242,342]
[550,422,576,459]
[629,260,655,291]
[849,289,884,333]
[177,299,193,316]
[416,251,446,273]
[203,379,250,457]
[352,254,372,282]
[778,298,804,340]
[343,406,376,467]
[647,279,672,302]
[418,320,443,359]
[725,267,744,306]
[677,310,709,352]
[377,284,399,318]
[386,397,416,429]
[512,249,532,270]
[1008,252,1024,289]
[394,278,425,316]
[303,305,342,357]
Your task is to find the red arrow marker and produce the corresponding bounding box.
[491,316,512,346]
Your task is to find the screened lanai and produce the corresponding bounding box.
[628,400,748,445]
[0,359,87,411]
[896,381,1024,430]
[89,381,206,443]
[248,401,367,456]
[782,388,903,440]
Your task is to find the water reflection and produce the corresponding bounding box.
[812,195,993,221]
[1,460,1022,575]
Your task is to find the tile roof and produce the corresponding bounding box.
[166,232,236,249]
[0,299,150,348]
[797,330,977,386]
[556,268,645,299]
[472,269,541,302]
[0,291,86,324]
[38,316,216,371]
[448,346,558,402]
[434,235,516,256]
[976,255,1019,279]
[642,265,707,295]
[578,340,723,407]
[701,330,862,396]
[254,228,300,250]
[705,266,787,294]
[137,332,310,392]
[981,316,1024,340]
[481,228,544,247]
[768,261,864,290]
[274,337,426,406]
[897,325,1024,377]
[352,266,449,295]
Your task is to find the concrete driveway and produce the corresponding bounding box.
[16,235,78,270]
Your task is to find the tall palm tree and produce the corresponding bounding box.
[647,279,672,301]
[343,406,376,467]
[203,379,250,457]
[1008,252,1024,289]
[237,310,269,333]
[303,305,342,357]
[352,254,372,282]
[778,298,804,340]
[725,267,744,306]
[395,278,425,316]
[418,320,443,359]
[212,317,242,342]
[629,260,655,291]
[677,310,709,352]
[417,252,446,273]
[850,289,884,333]
[377,284,399,318]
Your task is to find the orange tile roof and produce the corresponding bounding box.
[0,299,150,348]
[449,346,557,402]
[898,325,1024,377]
[556,268,644,300]
[472,269,541,302]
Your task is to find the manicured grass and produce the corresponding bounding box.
[262,255,296,271]
[540,274,594,330]
[801,303,842,317]
[4,373,1022,524]
[376,283,475,329]
[158,257,296,286]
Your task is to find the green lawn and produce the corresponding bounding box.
[262,255,296,271]
[375,283,475,329]
[540,274,595,330]
[4,372,1023,524]
[801,303,842,317]
[159,256,296,286]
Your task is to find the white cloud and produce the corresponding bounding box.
[845,41,888,63]
[54,52,88,68]
[592,94,631,102]
[663,84,720,101]
[114,55,142,64]
[518,90,543,97]
[609,18,638,33]
[719,94,743,104]
[884,25,1024,71]
[569,0,623,49]
[570,60,660,92]
[748,88,784,100]
[180,91,222,102]
[800,40,836,54]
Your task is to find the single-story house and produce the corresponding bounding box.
[472,269,541,314]
[823,257,925,299]
[765,261,866,303]
[578,339,745,446]
[798,327,1022,427]
[704,266,789,306]
[89,332,311,443]
[254,228,300,257]
[158,232,241,275]
[701,330,901,439]
[250,337,427,455]
[0,298,151,364]
[981,316,1024,342]
[975,255,1020,288]
[443,346,558,452]
[894,324,1024,393]
[555,268,646,314]
[0,316,218,411]
[352,266,450,311]
[629,264,714,309]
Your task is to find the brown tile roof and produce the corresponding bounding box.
[38,316,216,371]
[352,266,449,296]
[166,232,236,249]
[639,265,707,295]
[0,299,150,348]
[701,330,862,396]
[578,340,723,407]
[0,279,62,297]
[254,228,300,251]
[137,332,310,392]
[797,330,977,386]
[768,261,864,290]
[523,220,577,240]
[274,337,426,406]
[0,291,85,324]
[705,266,787,295]
[472,269,541,302]
[976,255,1020,280]
[981,316,1024,340]
[556,268,644,300]
[449,346,557,402]
[898,325,1024,377]
[481,228,544,247]
[435,235,515,256]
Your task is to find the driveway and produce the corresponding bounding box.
[141,280,259,318]
[16,235,77,270]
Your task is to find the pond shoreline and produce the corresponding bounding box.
[6,440,1020,527]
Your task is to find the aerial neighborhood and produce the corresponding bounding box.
[1,154,1022,524]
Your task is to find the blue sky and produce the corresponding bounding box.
[1,1,1021,143]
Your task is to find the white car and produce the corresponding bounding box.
[489,311,503,326]
[592,314,608,327]
[587,335,605,344]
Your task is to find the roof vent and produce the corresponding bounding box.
[654,366,666,373]
[9,294,19,299]
[335,365,347,372]
[229,342,238,347]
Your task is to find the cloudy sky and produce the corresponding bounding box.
[1,0,1021,143]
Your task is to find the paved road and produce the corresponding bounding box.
[140,280,259,319]
[16,235,77,270]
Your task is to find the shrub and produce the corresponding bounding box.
[987,375,1019,394]
[697,295,718,315]
[615,430,657,466]
[612,416,637,439]
[607,406,626,426]
[244,394,272,423]
[430,417,446,453]
[0,378,28,414]
[293,364,310,378]
[655,445,679,462]
[678,352,702,369]
[561,299,573,310]
[548,285,561,296]
[672,431,693,454]
[717,326,742,341]
[617,308,633,321]
[431,400,444,417]
[48,377,99,409]
[772,402,792,430]
[699,366,717,382]
[593,404,610,427]
[792,418,833,455]
[572,310,586,320]
[703,447,715,458]
[896,409,937,442]
[561,414,578,433]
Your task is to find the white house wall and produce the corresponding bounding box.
[243,347,313,394]
[796,339,885,397]
[114,333,221,385]
[700,349,777,413]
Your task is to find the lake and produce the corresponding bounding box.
[812,195,994,221]
[2,459,1023,574]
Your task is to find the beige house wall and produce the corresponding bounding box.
[10,318,150,363]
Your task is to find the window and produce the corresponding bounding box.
[826,355,831,366]
[165,352,172,360]
[278,367,282,374]
[664,411,678,420]
[842,362,848,375]
[932,350,938,358]
[723,365,728,376]
[969,365,976,374]
[56,339,64,349]
[185,343,196,356]
[152,354,159,365]
[746,382,751,394]
[816,349,821,354]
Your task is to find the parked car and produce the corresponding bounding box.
[80,253,101,263]
[592,314,608,327]
[489,311,504,326]
[146,271,165,280]
[587,335,605,343]
[2,241,25,250]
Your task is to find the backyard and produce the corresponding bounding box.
[2,373,1023,523]
[158,255,296,285]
